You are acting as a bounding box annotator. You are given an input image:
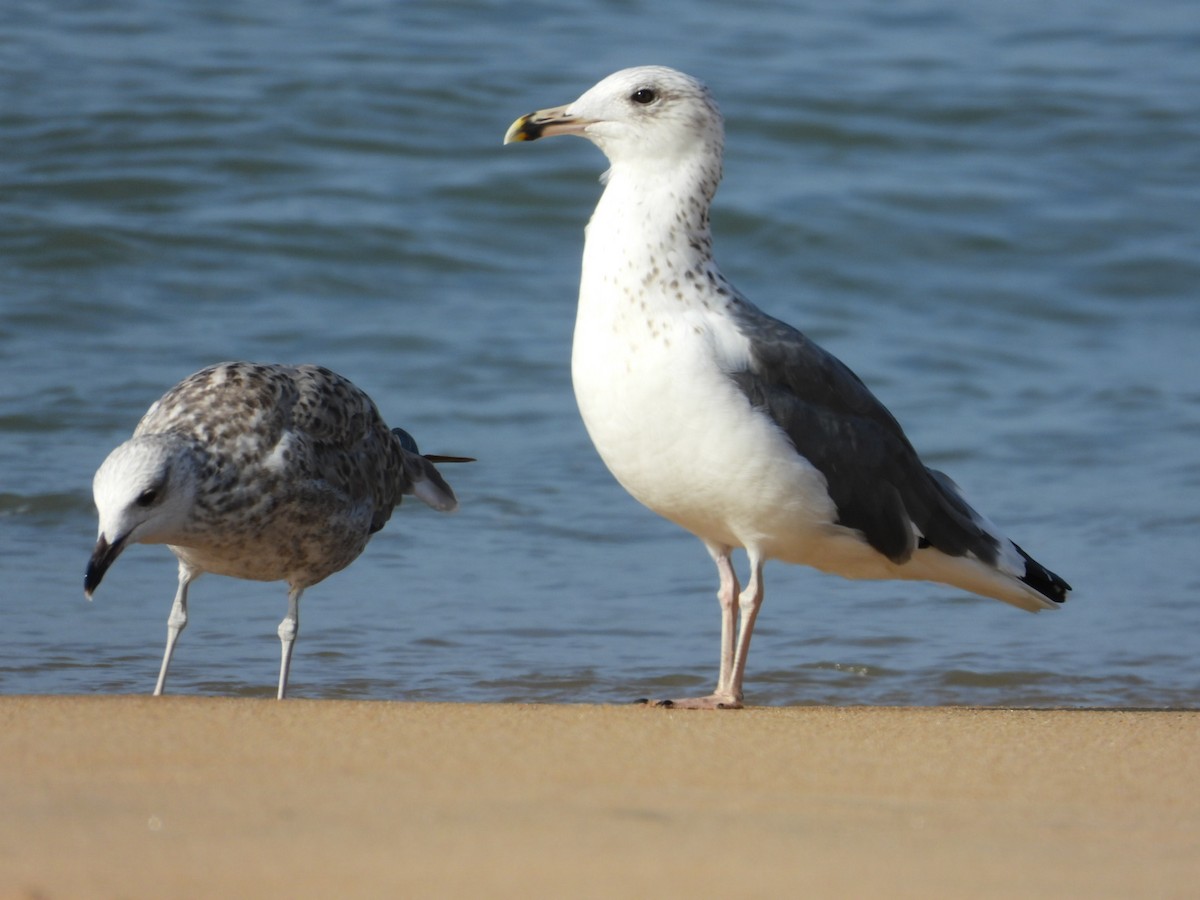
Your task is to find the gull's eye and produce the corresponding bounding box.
[136,488,159,508]
[631,88,657,105]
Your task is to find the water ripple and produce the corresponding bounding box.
[1,0,1197,707]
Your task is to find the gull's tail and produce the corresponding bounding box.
[392,427,474,512]
[914,470,1072,613]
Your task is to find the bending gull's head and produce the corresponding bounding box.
[87,435,200,598]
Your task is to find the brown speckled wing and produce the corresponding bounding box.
[283,364,410,528]
[134,361,292,464]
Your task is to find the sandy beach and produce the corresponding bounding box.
[1,697,1196,898]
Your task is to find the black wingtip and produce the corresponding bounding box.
[392,428,473,464]
[1014,543,1071,604]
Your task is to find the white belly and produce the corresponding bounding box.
[571,300,838,558]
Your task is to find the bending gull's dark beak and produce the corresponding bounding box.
[85,533,127,600]
[504,104,593,144]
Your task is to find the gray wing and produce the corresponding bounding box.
[727,302,999,566]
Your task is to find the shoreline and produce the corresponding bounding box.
[3,697,1197,897]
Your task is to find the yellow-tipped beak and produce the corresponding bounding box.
[504,104,592,144]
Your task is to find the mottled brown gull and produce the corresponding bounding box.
[85,361,471,699]
[505,66,1070,709]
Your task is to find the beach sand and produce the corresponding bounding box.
[1,697,1196,898]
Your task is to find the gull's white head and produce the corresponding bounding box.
[504,66,724,170]
[85,435,200,598]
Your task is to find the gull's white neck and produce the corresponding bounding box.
[580,154,721,315]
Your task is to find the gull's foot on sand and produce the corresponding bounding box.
[634,695,743,710]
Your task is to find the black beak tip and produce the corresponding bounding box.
[85,534,122,599]
[84,563,104,599]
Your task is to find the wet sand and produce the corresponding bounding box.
[1,697,1196,898]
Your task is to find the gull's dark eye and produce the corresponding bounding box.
[136,488,159,508]
[631,88,657,105]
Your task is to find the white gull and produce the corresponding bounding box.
[85,361,471,698]
[506,66,1071,709]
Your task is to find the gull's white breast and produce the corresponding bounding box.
[571,268,838,557]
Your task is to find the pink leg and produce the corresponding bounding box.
[726,552,765,704]
[713,547,739,697]
[646,544,758,710]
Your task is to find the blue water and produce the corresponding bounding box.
[2,0,1198,706]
